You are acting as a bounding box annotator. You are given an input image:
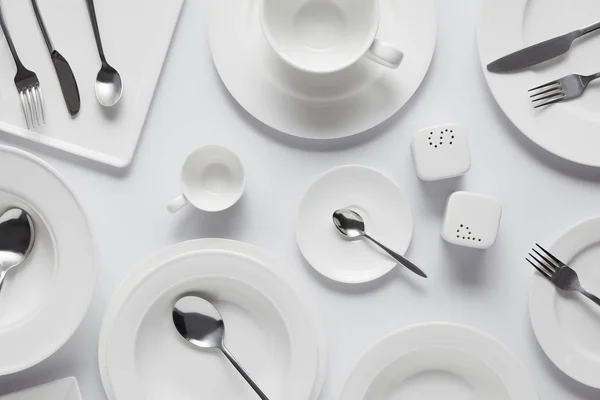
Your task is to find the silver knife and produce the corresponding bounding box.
[487,21,600,73]
[31,0,80,116]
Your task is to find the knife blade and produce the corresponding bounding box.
[52,50,80,116]
[487,20,600,73]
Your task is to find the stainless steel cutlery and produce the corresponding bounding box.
[173,296,271,400]
[0,2,45,129]
[85,0,123,107]
[31,0,80,116]
[527,244,600,307]
[488,20,600,73]
[333,208,427,279]
[0,208,35,293]
[528,72,600,108]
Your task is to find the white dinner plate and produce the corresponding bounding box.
[0,377,81,400]
[340,323,538,400]
[478,0,600,167]
[530,216,600,388]
[296,165,413,284]
[0,146,95,375]
[209,0,436,139]
[99,239,326,400]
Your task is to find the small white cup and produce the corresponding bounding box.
[260,0,403,74]
[167,145,245,213]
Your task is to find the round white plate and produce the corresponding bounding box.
[296,165,413,284]
[209,0,436,139]
[530,216,600,388]
[99,239,326,400]
[0,146,95,375]
[340,323,538,400]
[478,0,600,167]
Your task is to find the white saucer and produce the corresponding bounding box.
[209,0,436,139]
[340,323,538,400]
[530,216,600,388]
[99,239,326,400]
[0,146,95,376]
[478,0,600,167]
[296,165,413,284]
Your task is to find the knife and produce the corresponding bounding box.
[487,20,600,73]
[31,0,80,116]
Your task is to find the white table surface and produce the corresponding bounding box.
[0,0,599,399]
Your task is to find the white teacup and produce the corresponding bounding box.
[167,145,245,213]
[260,0,403,74]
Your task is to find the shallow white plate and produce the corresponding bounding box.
[0,0,183,168]
[296,165,413,284]
[340,323,538,400]
[478,0,600,167]
[99,239,326,400]
[0,146,95,375]
[209,0,436,139]
[0,377,81,400]
[530,216,600,388]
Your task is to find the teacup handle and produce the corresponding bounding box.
[365,38,403,69]
[167,195,189,213]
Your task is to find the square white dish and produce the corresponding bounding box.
[0,0,184,168]
[0,377,81,400]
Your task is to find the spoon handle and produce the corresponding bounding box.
[85,0,106,63]
[221,345,270,400]
[364,234,428,278]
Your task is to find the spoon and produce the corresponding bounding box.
[85,0,123,107]
[0,208,35,291]
[173,296,270,400]
[333,208,427,278]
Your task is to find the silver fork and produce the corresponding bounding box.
[0,2,44,129]
[527,244,600,307]
[528,72,600,108]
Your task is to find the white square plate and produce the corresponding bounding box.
[0,0,184,168]
[0,377,81,400]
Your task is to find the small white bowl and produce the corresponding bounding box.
[167,145,245,213]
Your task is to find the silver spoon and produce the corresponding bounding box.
[85,0,123,107]
[0,208,35,291]
[333,208,427,278]
[173,296,270,400]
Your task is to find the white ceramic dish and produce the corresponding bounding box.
[296,165,413,284]
[98,239,326,400]
[530,216,600,388]
[478,0,600,167]
[0,146,95,376]
[340,323,538,400]
[0,0,183,168]
[0,377,81,400]
[209,0,436,139]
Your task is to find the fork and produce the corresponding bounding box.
[0,2,44,129]
[527,244,600,307]
[528,72,600,108]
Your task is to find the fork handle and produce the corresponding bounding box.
[580,288,600,307]
[0,2,24,69]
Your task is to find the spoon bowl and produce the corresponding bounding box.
[173,295,271,399]
[95,63,122,107]
[0,208,35,289]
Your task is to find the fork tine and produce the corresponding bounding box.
[529,86,562,99]
[532,248,558,272]
[536,244,566,268]
[527,258,551,279]
[531,90,564,103]
[32,87,42,126]
[25,88,37,128]
[529,252,555,276]
[35,86,45,124]
[18,91,31,129]
[534,96,565,108]
[528,80,559,92]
